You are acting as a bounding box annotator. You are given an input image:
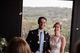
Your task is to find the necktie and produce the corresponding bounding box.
[40,32,44,53]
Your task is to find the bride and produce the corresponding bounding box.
[49,22,66,53]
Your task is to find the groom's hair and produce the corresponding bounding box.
[38,16,47,24]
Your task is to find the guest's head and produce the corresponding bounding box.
[53,22,62,36]
[76,43,80,53]
[38,16,47,29]
[6,37,31,53]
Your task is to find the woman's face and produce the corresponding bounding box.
[54,24,61,35]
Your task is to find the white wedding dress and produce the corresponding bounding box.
[50,36,61,53]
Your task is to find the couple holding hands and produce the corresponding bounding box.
[26,17,66,53]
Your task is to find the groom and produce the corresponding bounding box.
[26,17,50,53]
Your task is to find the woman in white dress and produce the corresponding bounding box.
[49,22,66,53]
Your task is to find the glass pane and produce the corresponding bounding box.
[22,0,73,53]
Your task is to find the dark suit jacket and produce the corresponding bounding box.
[26,29,50,53]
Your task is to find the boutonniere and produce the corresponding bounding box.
[46,37,48,40]
[37,33,39,37]
[30,40,32,43]
[37,41,40,44]
[31,31,33,34]
[45,31,48,34]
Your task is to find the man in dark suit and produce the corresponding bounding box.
[26,17,50,53]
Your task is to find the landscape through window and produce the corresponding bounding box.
[22,0,73,53]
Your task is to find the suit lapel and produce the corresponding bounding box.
[44,31,46,42]
[35,29,38,35]
[35,29,40,43]
[43,31,46,52]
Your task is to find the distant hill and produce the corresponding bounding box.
[23,7,72,19]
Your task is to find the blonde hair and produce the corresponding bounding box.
[53,22,62,29]
[6,37,31,53]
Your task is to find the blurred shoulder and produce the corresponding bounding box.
[29,29,38,32]
[28,29,38,35]
[45,31,50,35]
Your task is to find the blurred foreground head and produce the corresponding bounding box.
[6,37,31,53]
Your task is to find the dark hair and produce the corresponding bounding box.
[53,22,62,29]
[6,37,31,53]
[38,16,47,24]
[76,43,80,53]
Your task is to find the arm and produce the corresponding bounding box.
[47,33,51,53]
[26,31,33,52]
[26,31,32,44]
[26,30,33,50]
[60,36,66,53]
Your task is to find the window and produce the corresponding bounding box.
[22,0,73,53]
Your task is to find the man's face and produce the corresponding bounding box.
[39,19,47,29]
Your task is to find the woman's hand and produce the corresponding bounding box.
[46,49,51,53]
[35,51,40,53]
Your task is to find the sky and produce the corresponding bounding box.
[23,0,73,8]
